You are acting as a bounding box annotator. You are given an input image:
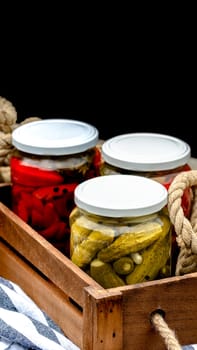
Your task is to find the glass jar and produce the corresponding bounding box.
[69,174,172,288]
[11,119,101,255]
[99,133,192,274]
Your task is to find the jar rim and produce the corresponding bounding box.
[12,119,99,155]
[102,133,191,171]
[74,174,168,218]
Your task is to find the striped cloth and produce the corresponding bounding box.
[0,277,79,350]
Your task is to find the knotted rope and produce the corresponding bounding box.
[168,170,197,276]
[0,96,41,183]
[0,96,17,133]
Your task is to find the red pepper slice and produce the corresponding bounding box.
[38,222,62,239]
[93,147,102,169]
[12,184,35,198]
[52,192,74,218]
[53,221,67,240]
[33,183,77,201]
[181,188,192,218]
[11,157,64,187]
[42,202,59,226]
[31,208,45,227]
[16,201,30,222]
[39,221,65,239]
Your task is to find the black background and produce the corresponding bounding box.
[1,9,196,157]
[2,66,196,157]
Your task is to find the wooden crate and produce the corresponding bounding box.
[1,184,197,349]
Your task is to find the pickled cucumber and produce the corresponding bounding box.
[97,221,162,262]
[74,213,113,231]
[126,235,170,284]
[70,221,92,255]
[97,215,170,263]
[90,258,125,288]
[69,207,81,226]
[71,228,115,268]
[113,257,134,275]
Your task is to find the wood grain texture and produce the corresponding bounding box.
[0,200,100,306]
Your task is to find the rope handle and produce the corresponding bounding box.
[151,311,182,350]
[0,96,41,183]
[168,170,197,276]
[153,171,197,348]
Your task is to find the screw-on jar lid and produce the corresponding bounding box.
[12,119,99,155]
[74,174,168,217]
[102,133,191,171]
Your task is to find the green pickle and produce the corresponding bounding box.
[70,221,92,256]
[90,259,125,288]
[71,227,115,268]
[113,257,134,275]
[97,220,163,262]
[126,234,170,284]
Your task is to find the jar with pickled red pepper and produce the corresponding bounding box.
[69,174,172,288]
[99,132,192,274]
[11,119,101,255]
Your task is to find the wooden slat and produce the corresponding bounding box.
[116,274,197,350]
[0,201,101,306]
[83,286,123,350]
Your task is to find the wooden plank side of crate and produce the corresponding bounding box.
[0,201,101,307]
[83,286,123,350]
[114,274,197,350]
[0,240,83,349]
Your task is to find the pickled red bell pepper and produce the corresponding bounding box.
[10,156,91,248]
[12,183,78,241]
[33,183,77,200]
[11,157,64,186]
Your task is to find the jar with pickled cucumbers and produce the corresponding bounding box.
[69,174,172,288]
[11,119,101,255]
[100,132,192,273]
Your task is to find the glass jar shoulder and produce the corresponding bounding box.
[100,162,191,182]
[12,148,97,170]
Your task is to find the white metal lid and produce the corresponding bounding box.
[12,119,99,155]
[102,133,191,171]
[74,174,168,217]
